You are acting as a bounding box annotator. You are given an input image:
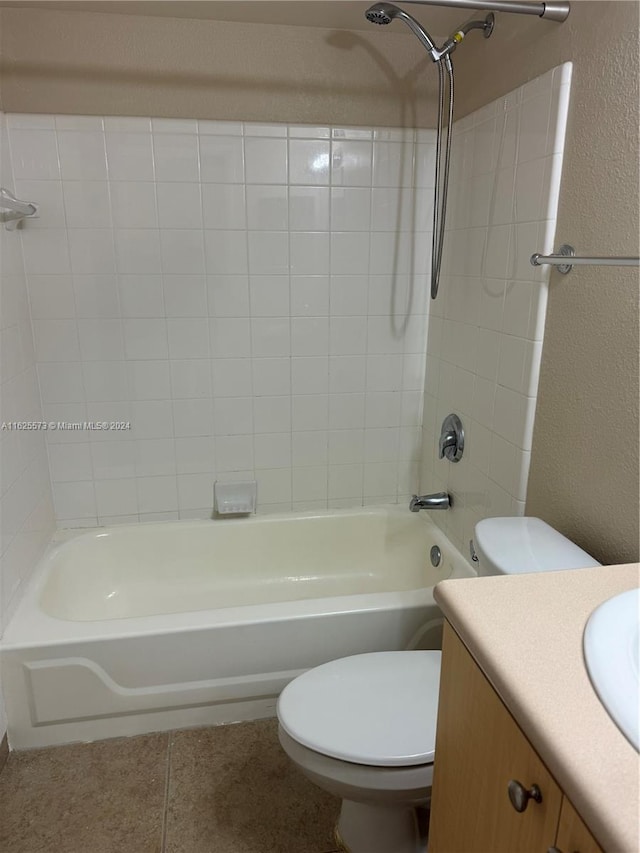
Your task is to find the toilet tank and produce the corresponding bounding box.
[474,517,601,577]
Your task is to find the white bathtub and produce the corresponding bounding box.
[1,505,474,749]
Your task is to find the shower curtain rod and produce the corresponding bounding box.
[400,0,570,22]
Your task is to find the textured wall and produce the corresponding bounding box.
[0,6,437,128]
[453,2,639,563]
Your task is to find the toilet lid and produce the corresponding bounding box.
[277,651,441,767]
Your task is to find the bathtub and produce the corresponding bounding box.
[1,505,474,749]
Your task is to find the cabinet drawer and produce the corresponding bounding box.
[429,624,563,853]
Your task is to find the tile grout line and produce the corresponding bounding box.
[0,733,9,777]
[160,731,174,853]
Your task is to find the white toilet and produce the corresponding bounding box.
[277,517,600,853]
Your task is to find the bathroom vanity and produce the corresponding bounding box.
[429,564,639,852]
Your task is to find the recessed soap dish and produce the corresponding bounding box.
[214,480,257,515]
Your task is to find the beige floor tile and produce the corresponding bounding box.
[164,719,340,853]
[0,733,169,853]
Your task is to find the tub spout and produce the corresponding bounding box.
[409,492,451,512]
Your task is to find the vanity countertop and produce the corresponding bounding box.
[434,563,640,853]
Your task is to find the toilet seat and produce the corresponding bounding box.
[277,650,441,767]
[278,725,435,804]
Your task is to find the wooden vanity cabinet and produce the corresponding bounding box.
[554,798,603,853]
[428,623,603,853]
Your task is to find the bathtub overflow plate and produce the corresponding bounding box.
[430,545,442,568]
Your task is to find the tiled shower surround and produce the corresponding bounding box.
[2,63,569,534]
[0,116,55,625]
[419,63,572,554]
[0,113,56,733]
[6,116,437,525]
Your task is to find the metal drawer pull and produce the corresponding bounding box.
[547,848,564,853]
[507,779,543,812]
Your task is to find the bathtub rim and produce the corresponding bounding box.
[2,505,475,650]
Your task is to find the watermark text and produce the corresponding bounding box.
[1,421,131,432]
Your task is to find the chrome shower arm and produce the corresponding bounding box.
[433,14,494,61]
[399,0,569,22]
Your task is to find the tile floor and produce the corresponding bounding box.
[0,719,342,853]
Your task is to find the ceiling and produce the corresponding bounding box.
[0,1,466,34]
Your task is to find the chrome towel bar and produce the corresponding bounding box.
[531,244,640,275]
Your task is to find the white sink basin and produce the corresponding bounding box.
[584,587,639,751]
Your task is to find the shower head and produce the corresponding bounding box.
[365,2,439,58]
[365,3,396,25]
[365,2,493,62]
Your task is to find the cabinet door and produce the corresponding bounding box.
[553,797,603,853]
[429,623,563,853]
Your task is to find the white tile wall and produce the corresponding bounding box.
[0,112,57,739]
[419,63,572,557]
[6,115,436,524]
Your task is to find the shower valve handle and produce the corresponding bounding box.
[438,431,457,458]
[438,414,464,463]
